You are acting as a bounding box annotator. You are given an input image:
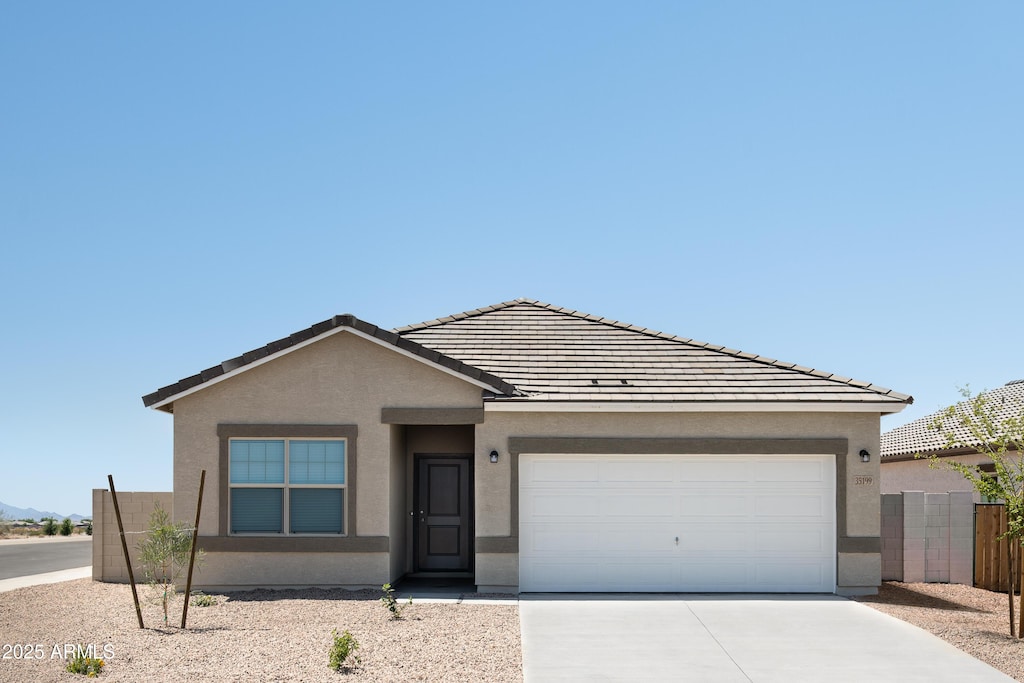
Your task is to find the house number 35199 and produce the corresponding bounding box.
[854,476,873,486]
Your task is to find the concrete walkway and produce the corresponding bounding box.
[0,566,91,593]
[520,594,1015,682]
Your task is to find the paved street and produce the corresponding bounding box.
[0,537,91,580]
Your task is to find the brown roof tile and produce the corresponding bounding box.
[882,380,1024,459]
[397,299,911,407]
[145,299,912,411]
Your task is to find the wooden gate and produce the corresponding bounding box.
[975,504,1024,592]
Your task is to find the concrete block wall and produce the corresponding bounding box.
[92,489,174,583]
[880,491,975,585]
[880,493,904,580]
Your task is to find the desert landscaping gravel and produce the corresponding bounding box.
[855,582,1024,682]
[0,579,521,682]
[5,576,1024,682]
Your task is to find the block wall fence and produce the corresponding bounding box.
[92,489,174,583]
[881,491,974,585]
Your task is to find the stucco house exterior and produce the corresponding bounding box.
[142,299,910,595]
[881,380,1024,501]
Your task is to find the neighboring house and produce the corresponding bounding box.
[142,299,910,595]
[881,380,1024,501]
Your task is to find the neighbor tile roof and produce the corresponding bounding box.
[145,298,911,410]
[881,380,1024,459]
[396,299,911,406]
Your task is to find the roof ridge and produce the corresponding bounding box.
[395,299,913,403]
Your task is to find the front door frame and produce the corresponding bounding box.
[413,453,474,575]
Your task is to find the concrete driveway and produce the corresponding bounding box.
[520,594,1015,682]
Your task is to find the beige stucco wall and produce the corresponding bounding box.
[163,328,887,593]
[881,453,994,502]
[474,410,882,592]
[169,330,483,587]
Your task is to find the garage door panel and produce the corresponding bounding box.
[679,562,749,589]
[755,527,830,554]
[678,494,750,516]
[520,454,836,593]
[678,529,749,552]
[600,562,677,590]
[526,459,600,483]
[526,527,603,553]
[603,494,676,517]
[679,460,750,482]
[525,492,601,517]
[755,561,828,590]
[754,494,827,517]
[523,561,599,591]
[602,459,677,483]
[753,459,827,482]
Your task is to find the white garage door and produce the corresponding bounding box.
[519,454,836,593]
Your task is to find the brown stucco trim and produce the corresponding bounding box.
[504,437,852,552]
[381,408,484,425]
[476,536,518,553]
[838,537,881,553]
[198,536,388,553]
[216,424,359,543]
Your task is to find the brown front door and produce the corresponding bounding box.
[415,455,472,572]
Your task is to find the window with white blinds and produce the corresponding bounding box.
[229,439,346,535]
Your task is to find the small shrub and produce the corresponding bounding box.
[380,583,412,620]
[85,520,93,536]
[60,518,74,536]
[42,517,58,536]
[65,650,105,677]
[328,629,360,671]
[190,591,217,607]
[136,503,203,625]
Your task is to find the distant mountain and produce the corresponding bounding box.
[0,501,86,523]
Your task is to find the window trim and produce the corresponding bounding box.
[217,425,358,538]
[229,438,347,536]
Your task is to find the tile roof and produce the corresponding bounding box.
[881,380,1024,459]
[396,299,912,407]
[142,314,518,409]
[145,298,912,411]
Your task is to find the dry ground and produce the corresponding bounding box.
[4,577,1024,682]
[855,581,1024,682]
[0,579,521,682]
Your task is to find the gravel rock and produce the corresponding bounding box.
[855,582,1024,682]
[0,579,522,682]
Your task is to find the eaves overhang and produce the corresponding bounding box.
[482,400,910,414]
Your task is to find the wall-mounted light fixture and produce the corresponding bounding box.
[859,449,871,463]
[489,450,499,464]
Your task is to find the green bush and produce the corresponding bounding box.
[190,591,217,607]
[136,503,203,625]
[60,518,74,536]
[85,520,93,536]
[65,649,105,677]
[328,629,360,671]
[42,517,58,536]
[380,583,412,620]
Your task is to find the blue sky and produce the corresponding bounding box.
[2,2,1021,517]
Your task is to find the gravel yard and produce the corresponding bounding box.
[855,582,1024,682]
[4,577,1024,682]
[0,579,522,682]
